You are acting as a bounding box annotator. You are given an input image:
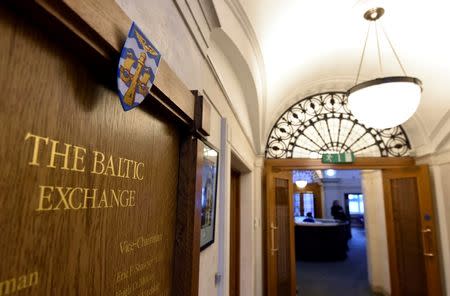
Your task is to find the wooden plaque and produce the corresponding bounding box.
[0,6,180,296]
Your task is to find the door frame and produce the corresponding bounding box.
[230,169,241,296]
[263,156,441,296]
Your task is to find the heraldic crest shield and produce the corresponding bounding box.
[117,22,161,111]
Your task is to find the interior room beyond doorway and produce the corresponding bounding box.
[294,169,383,296]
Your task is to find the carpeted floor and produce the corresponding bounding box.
[296,227,379,296]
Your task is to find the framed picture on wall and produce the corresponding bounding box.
[200,141,219,251]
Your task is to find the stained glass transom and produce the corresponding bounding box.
[265,92,411,158]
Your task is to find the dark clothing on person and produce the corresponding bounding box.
[331,204,352,240]
[303,212,315,223]
[331,205,347,221]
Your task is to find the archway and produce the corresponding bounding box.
[263,92,442,296]
[265,92,411,158]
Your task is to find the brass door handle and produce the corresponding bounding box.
[421,228,434,257]
[271,223,279,253]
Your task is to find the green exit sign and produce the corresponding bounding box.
[322,152,355,164]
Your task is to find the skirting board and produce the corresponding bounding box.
[372,285,390,296]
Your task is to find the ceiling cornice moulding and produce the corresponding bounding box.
[225,0,268,125]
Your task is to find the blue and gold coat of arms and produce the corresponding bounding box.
[117,22,161,111]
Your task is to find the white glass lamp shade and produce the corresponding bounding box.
[348,77,422,129]
[325,169,336,177]
[295,180,308,188]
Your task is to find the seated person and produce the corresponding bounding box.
[303,212,315,223]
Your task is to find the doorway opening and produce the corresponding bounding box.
[293,169,372,296]
[265,159,442,296]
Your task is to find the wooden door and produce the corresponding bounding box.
[265,170,296,296]
[230,170,241,296]
[383,165,442,296]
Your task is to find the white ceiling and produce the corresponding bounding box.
[239,0,450,150]
[322,169,361,180]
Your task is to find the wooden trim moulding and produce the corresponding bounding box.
[193,90,211,138]
[265,157,415,171]
[173,136,203,296]
[35,0,196,125]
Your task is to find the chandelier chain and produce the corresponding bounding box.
[355,22,372,85]
[381,22,407,76]
[375,22,383,74]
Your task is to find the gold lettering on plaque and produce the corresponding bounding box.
[98,190,110,208]
[69,187,83,210]
[36,186,54,211]
[24,132,144,179]
[82,188,99,209]
[129,190,136,207]
[53,187,72,210]
[71,145,86,172]
[35,186,137,211]
[115,274,157,296]
[47,139,71,170]
[0,271,38,296]
[105,155,117,177]
[135,162,144,180]
[24,132,146,211]
[115,256,163,284]
[137,283,160,296]
[119,234,162,254]
[91,151,106,175]
[24,133,49,166]
[91,154,144,179]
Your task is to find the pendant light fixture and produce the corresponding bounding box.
[293,170,319,189]
[295,180,308,189]
[347,7,422,130]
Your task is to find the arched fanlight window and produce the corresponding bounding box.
[265,92,411,159]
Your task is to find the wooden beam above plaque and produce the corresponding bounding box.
[35,0,195,124]
[193,91,211,138]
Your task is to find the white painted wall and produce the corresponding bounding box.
[212,0,263,104]
[198,104,222,295]
[218,119,262,295]
[208,39,254,142]
[239,170,255,296]
[436,163,450,296]
[253,157,264,296]
[321,170,392,295]
[361,170,391,295]
[417,150,450,296]
[217,119,231,296]
[322,176,362,219]
[115,1,259,296]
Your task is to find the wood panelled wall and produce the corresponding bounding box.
[0,2,210,295]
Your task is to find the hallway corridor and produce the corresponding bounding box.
[296,228,380,296]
